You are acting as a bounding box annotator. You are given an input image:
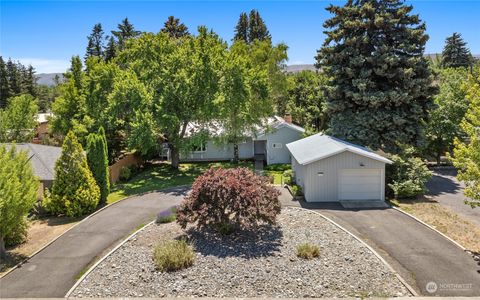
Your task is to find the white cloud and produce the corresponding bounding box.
[12,58,70,74]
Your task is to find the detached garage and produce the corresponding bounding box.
[286,134,392,202]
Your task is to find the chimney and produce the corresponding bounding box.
[284,113,292,124]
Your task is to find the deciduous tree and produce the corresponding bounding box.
[0,94,39,142]
[316,0,435,153]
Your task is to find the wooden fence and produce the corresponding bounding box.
[109,153,143,184]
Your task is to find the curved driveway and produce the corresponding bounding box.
[0,186,187,298]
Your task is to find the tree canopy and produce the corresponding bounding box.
[233,9,271,44]
[161,16,189,38]
[0,94,39,143]
[316,0,436,153]
[441,33,473,69]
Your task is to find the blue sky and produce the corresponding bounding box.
[1,1,479,73]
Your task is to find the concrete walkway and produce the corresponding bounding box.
[426,168,480,228]
[0,186,187,298]
[277,187,480,296]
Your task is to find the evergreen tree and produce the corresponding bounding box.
[0,145,39,258]
[248,9,271,43]
[86,127,110,205]
[316,0,435,153]
[104,36,117,62]
[111,17,141,50]
[24,65,37,97]
[161,16,189,38]
[0,57,10,108]
[6,59,22,96]
[441,32,472,69]
[85,23,105,61]
[45,131,100,217]
[233,12,248,42]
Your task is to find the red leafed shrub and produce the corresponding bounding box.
[176,167,281,233]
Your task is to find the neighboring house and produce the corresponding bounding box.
[180,115,305,165]
[286,134,392,202]
[33,112,53,143]
[5,143,62,197]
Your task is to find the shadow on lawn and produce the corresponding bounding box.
[185,225,283,259]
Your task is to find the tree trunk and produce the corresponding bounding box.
[233,143,239,164]
[171,146,180,170]
[0,236,6,259]
[436,152,441,166]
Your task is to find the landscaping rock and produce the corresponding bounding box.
[72,207,410,298]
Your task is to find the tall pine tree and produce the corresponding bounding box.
[111,17,141,50]
[316,0,435,153]
[248,10,271,43]
[233,12,249,42]
[85,23,105,61]
[441,32,472,69]
[104,36,117,62]
[0,57,10,108]
[86,127,110,205]
[161,16,189,38]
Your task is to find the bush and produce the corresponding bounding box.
[177,167,281,233]
[153,239,195,272]
[296,243,320,259]
[4,215,28,247]
[283,169,293,185]
[264,164,291,172]
[44,131,100,217]
[119,166,132,182]
[86,127,110,205]
[387,147,432,198]
[290,184,303,197]
[156,207,177,224]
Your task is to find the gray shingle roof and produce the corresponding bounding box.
[4,143,62,181]
[286,133,392,165]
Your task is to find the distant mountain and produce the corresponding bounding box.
[286,64,317,73]
[36,73,64,86]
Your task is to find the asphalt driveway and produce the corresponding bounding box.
[0,186,187,298]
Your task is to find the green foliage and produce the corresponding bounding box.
[424,68,469,163]
[0,94,39,142]
[4,219,28,247]
[441,33,473,69]
[153,239,195,272]
[264,164,291,172]
[161,16,189,38]
[86,127,110,205]
[85,23,105,61]
[452,68,480,207]
[290,184,303,197]
[44,131,100,217]
[317,0,435,153]
[387,148,432,198]
[0,56,38,109]
[234,10,271,44]
[286,70,327,132]
[119,166,132,182]
[0,145,39,256]
[282,169,293,185]
[111,17,141,50]
[296,243,320,259]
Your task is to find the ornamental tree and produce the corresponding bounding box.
[0,145,39,258]
[86,127,110,205]
[316,0,436,153]
[452,68,480,208]
[176,167,281,233]
[45,131,100,217]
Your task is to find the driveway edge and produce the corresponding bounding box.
[291,206,419,297]
[391,206,467,251]
[65,220,156,297]
[0,185,190,280]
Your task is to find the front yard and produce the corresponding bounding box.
[107,161,254,203]
[71,207,409,298]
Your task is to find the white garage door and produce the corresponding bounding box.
[338,169,382,200]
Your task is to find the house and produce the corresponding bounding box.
[180,115,305,165]
[33,113,53,143]
[286,134,392,202]
[6,143,62,197]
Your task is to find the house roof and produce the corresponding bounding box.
[4,143,62,181]
[37,113,53,124]
[185,116,305,138]
[286,133,392,165]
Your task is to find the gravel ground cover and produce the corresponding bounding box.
[72,207,410,298]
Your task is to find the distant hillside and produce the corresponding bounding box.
[36,73,64,86]
[286,64,317,73]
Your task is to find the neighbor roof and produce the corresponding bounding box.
[37,113,53,124]
[286,134,392,165]
[4,143,62,181]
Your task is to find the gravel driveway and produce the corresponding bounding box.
[71,207,409,298]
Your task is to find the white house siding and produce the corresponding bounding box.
[261,126,304,165]
[296,151,386,202]
[291,156,307,196]
[180,139,254,162]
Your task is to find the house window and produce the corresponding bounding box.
[272,143,283,149]
[192,142,207,153]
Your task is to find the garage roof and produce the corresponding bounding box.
[286,133,392,165]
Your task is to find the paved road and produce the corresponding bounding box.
[426,168,480,228]
[277,187,480,296]
[0,186,187,298]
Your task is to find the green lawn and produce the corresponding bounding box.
[107,161,253,204]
